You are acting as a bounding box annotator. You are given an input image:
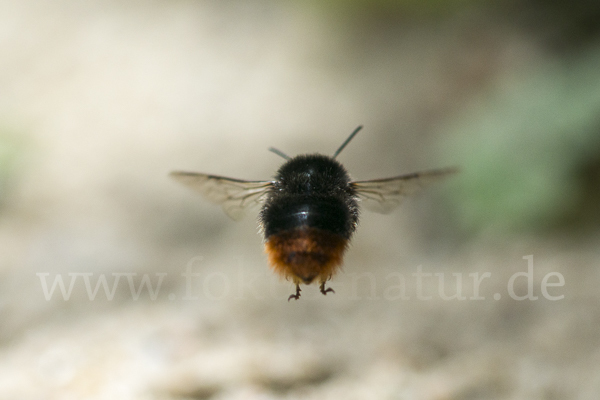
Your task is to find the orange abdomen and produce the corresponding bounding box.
[265,227,348,285]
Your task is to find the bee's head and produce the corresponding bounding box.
[274,154,350,194]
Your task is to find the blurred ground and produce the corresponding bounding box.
[1,1,600,399]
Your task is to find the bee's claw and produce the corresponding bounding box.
[320,282,335,296]
[288,284,301,301]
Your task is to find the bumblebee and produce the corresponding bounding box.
[171,126,455,300]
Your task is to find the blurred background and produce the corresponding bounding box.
[1,0,600,399]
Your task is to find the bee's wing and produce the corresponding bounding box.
[351,167,458,214]
[170,171,274,220]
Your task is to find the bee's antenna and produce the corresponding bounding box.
[333,125,363,159]
[268,147,291,160]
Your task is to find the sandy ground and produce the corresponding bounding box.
[1,1,599,399]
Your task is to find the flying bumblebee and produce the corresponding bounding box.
[170,126,456,300]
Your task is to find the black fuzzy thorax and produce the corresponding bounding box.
[260,154,359,239]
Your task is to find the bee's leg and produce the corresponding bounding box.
[319,281,335,296]
[288,284,301,301]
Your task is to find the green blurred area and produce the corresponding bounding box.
[440,47,600,236]
[304,0,600,238]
